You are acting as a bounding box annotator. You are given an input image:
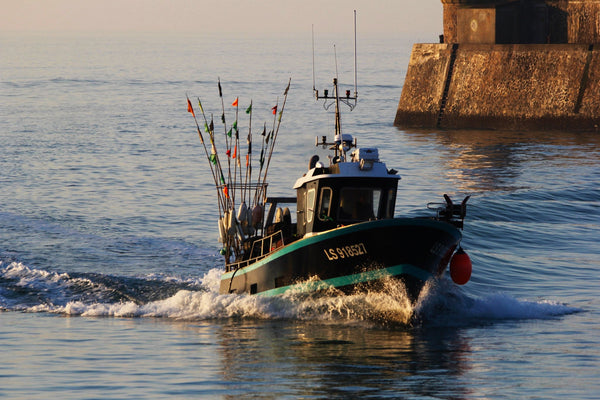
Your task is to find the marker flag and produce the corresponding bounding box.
[232,97,238,107]
[271,105,277,115]
[197,99,204,114]
[187,98,195,117]
[210,144,217,164]
[246,102,252,114]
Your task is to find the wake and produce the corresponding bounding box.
[1,262,580,326]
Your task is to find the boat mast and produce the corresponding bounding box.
[313,10,358,161]
[333,77,342,140]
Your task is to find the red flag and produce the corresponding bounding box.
[187,98,195,117]
[226,149,231,157]
[246,154,249,167]
[271,105,277,115]
[232,97,238,107]
[223,185,229,198]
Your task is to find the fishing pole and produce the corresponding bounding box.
[251,123,265,208]
[187,96,227,218]
[254,97,278,205]
[218,78,235,209]
[242,100,253,205]
[257,78,291,202]
[200,101,230,212]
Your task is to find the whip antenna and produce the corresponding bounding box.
[312,24,316,95]
[354,9,358,99]
[334,44,339,81]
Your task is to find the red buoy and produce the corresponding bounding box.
[450,247,472,285]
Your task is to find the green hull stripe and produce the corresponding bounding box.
[221,218,459,280]
[256,264,432,297]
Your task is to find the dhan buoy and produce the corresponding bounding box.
[450,246,472,285]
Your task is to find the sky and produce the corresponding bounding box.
[1,0,443,36]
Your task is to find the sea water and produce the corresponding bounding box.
[1,32,599,399]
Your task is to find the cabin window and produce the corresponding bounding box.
[338,188,381,221]
[318,187,332,220]
[386,189,396,218]
[306,188,316,223]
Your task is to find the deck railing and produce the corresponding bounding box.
[225,230,285,272]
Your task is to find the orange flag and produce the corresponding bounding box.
[187,98,195,117]
[232,145,237,159]
[232,97,238,107]
[223,185,229,198]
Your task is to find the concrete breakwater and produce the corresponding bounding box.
[394,43,600,131]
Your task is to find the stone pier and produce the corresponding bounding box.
[394,0,600,131]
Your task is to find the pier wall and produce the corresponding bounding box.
[394,43,600,130]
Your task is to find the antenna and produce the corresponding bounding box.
[354,9,358,99]
[334,44,339,80]
[312,10,358,109]
[312,24,316,94]
[311,10,359,160]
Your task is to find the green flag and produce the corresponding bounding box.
[210,145,217,165]
[246,102,252,114]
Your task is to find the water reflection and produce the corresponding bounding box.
[217,320,473,398]
[398,128,600,193]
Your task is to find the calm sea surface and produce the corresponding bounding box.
[1,32,599,399]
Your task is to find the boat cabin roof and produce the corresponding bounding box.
[293,153,399,190]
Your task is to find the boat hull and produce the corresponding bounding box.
[219,218,461,302]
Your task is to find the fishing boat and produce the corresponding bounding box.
[186,77,472,303]
[186,15,472,303]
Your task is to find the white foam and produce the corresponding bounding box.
[1,262,580,325]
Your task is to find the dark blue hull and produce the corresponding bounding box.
[220,218,461,302]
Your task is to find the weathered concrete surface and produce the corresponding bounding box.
[394,43,600,130]
[393,44,452,128]
[441,0,600,44]
[551,0,600,43]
